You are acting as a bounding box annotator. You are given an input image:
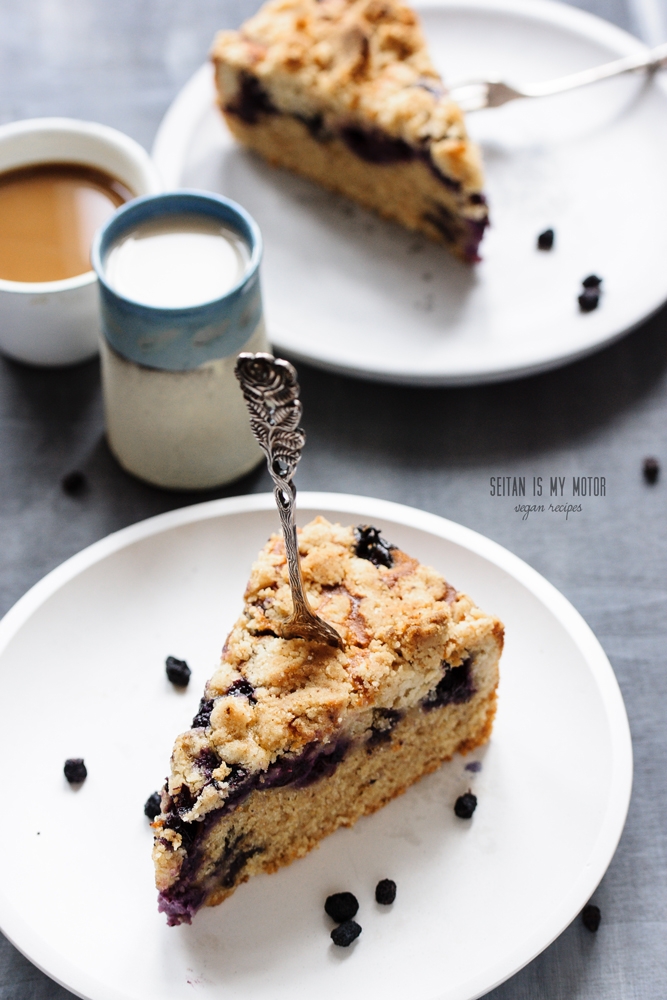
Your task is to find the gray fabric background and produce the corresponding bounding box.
[1,0,666,996]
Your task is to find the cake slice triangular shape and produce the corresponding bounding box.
[212,0,489,262]
[152,517,502,924]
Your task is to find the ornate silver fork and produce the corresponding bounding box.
[234,352,344,650]
[448,39,667,112]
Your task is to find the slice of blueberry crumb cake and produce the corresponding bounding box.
[152,517,503,925]
[211,0,489,262]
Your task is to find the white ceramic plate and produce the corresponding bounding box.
[0,493,631,1000]
[152,0,667,384]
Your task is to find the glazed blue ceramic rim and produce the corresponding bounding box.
[91,191,264,371]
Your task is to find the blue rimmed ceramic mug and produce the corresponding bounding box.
[91,191,269,490]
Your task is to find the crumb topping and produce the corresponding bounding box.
[160,517,498,825]
[212,0,483,190]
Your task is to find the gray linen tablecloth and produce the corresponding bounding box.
[1,0,666,996]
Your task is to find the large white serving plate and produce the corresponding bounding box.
[152,0,667,384]
[0,493,631,1000]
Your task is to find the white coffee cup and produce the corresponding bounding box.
[0,118,162,367]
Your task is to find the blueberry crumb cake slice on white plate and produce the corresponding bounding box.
[152,517,503,925]
[211,0,489,262]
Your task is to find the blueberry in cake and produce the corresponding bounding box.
[212,0,489,262]
[152,517,503,925]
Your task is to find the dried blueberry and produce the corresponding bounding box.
[64,758,87,784]
[166,656,191,687]
[144,791,162,820]
[325,891,359,923]
[643,457,659,484]
[582,274,602,289]
[582,903,601,932]
[375,879,396,905]
[331,920,362,947]
[537,228,554,250]
[578,288,599,313]
[354,525,395,568]
[454,792,477,819]
[61,470,87,496]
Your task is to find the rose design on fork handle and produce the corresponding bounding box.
[234,352,344,649]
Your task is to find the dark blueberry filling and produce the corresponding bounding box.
[225,678,257,702]
[295,112,330,142]
[325,891,359,922]
[354,525,395,567]
[341,126,414,164]
[424,155,461,192]
[157,887,205,926]
[195,747,222,777]
[225,71,277,124]
[162,811,201,851]
[423,657,475,710]
[259,738,350,790]
[425,205,489,262]
[221,844,264,889]
[462,216,490,264]
[158,824,265,925]
[423,204,460,245]
[191,697,214,729]
[223,76,483,212]
[368,707,402,744]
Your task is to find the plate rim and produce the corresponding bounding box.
[151,0,667,386]
[0,491,633,1000]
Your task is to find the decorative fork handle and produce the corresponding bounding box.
[234,352,344,650]
[450,39,667,111]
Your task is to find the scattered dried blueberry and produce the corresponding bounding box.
[581,903,601,932]
[166,656,191,687]
[582,274,602,289]
[331,920,362,947]
[643,457,660,484]
[578,288,600,313]
[454,792,477,819]
[537,228,554,250]
[375,879,396,905]
[64,758,87,784]
[144,791,162,820]
[61,470,87,496]
[325,891,359,923]
[354,525,395,568]
[465,761,482,773]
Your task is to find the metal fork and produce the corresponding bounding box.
[448,40,667,112]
